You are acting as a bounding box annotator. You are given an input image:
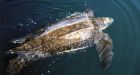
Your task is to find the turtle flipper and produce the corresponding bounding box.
[7,52,38,75]
[7,55,27,75]
[95,32,113,68]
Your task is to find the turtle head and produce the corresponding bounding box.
[94,17,114,30]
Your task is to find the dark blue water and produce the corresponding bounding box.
[0,0,140,75]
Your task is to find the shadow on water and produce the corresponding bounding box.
[0,0,140,75]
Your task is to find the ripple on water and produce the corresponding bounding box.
[0,0,140,75]
[108,0,140,75]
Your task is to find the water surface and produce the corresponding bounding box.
[0,0,140,75]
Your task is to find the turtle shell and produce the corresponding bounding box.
[13,12,95,54]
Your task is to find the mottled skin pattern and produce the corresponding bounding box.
[14,21,92,54]
[7,11,114,75]
[7,19,95,75]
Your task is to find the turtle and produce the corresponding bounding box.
[7,10,114,75]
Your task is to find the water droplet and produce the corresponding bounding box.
[85,3,87,6]
[41,29,44,31]
[52,61,55,64]
[32,55,35,58]
[31,20,34,23]
[41,73,44,75]
[11,51,14,54]
[34,22,37,24]
[18,23,23,27]
[47,70,50,73]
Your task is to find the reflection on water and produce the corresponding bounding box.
[0,0,140,75]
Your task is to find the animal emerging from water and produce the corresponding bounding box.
[7,10,114,75]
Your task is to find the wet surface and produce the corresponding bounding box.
[0,0,140,75]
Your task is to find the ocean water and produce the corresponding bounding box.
[0,0,140,75]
